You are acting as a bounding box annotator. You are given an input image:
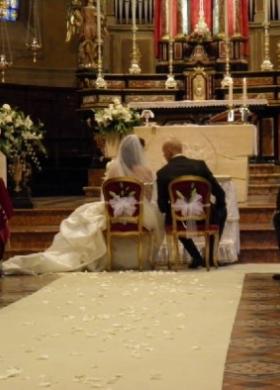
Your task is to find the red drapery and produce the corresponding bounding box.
[154,1,249,58]
[241,0,249,57]
[154,0,178,57]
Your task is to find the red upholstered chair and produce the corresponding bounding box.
[102,176,154,271]
[167,175,219,271]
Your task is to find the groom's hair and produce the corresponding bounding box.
[162,138,183,157]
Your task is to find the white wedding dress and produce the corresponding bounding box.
[3,170,164,275]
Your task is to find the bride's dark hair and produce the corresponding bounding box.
[117,134,146,175]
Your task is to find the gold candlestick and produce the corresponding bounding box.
[242,77,247,105]
[165,0,177,89]
[95,0,107,89]
[261,25,274,70]
[129,0,141,74]
[0,54,11,83]
[261,0,273,71]
[221,0,232,87]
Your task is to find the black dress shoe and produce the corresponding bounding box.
[189,258,203,269]
[273,273,280,280]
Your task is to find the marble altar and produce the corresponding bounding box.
[134,123,256,203]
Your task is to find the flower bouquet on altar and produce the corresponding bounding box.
[0,103,47,193]
[92,98,142,157]
[93,98,141,136]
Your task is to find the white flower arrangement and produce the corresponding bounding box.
[0,103,47,170]
[93,98,142,136]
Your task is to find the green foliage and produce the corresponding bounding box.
[0,104,47,170]
[93,98,142,136]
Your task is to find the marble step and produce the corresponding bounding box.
[249,163,280,174]
[247,194,277,204]
[9,209,73,227]
[239,247,280,263]
[9,225,58,250]
[240,224,277,247]
[248,183,280,195]
[248,184,279,204]
[239,205,275,224]
[249,173,280,185]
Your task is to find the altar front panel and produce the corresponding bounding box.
[134,124,256,203]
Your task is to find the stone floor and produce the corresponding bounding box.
[0,274,60,309]
[223,272,280,389]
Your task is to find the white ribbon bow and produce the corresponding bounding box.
[109,195,137,217]
[172,193,204,217]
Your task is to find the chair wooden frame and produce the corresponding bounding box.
[102,176,154,271]
[167,175,219,271]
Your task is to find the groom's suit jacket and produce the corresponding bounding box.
[156,155,226,224]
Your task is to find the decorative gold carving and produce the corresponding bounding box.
[193,74,206,101]
[82,95,97,106]
[105,80,125,89]
[128,80,166,89]
[98,95,122,103]
[233,77,273,86]
[125,95,175,103]
[188,67,209,101]
[188,44,209,64]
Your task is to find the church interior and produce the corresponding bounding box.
[1,0,280,388]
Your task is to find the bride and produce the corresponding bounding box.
[3,134,164,275]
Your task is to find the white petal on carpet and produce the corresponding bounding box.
[0,264,280,390]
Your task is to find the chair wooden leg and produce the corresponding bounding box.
[205,234,210,271]
[166,234,173,270]
[138,236,143,271]
[212,232,219,268]
[174,234,180,271]
[149,233,155,270]
[107,234,112,271]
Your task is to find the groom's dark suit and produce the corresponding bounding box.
[156,155,227,265]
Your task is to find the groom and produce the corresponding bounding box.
[156,138,227,268]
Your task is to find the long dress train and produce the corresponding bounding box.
[3,198,164,275]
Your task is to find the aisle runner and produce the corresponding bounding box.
[0,270,243,390]
[223,273,280,389]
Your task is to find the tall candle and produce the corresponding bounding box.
[264,0,268,24]
[132,0,136,27]
[233,0,236,34]
[169,0,172,38]
[199,0,204,16]
[97,0,101,42]
[225,0,228,38]
[165,0,169,35]
[242,77,247,102]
